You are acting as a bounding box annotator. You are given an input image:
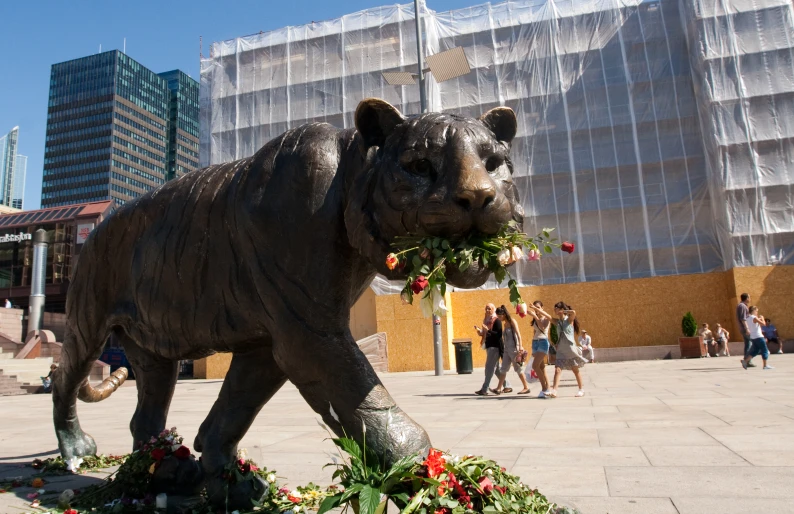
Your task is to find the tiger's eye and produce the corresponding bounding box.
[485,156,504,172]
[411,159,434,176]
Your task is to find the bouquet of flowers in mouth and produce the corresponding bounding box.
[385,222,575,318]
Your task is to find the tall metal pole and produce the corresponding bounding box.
[28,229,49,333]
[414,0,442,375]
[413,0,427,113]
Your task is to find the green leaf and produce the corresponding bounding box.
[440,282,446,296]
[359,485,383,514]
[543,230,550,238]
[432,237,440,248]
[332,437,363,462]
[318,494,343,514]
[494,266,506,283]
[441,240,449,250]
[412,255,422,268]
[544,244,552,253]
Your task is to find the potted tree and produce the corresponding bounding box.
[679,312,705,358]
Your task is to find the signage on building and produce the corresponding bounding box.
[76,223,95,244]
[0,233,32,243]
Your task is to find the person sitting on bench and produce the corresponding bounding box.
[762,318,783,354]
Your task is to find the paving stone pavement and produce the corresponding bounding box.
[1,355,794,513]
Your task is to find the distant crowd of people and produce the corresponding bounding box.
[473,301,593,399]
[697,294,783,365]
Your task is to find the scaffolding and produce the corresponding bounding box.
[200,0,794,293]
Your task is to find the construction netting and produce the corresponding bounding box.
[200,0,794,295]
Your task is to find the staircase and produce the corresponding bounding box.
[0,345,48,395]
[0,338,111,396]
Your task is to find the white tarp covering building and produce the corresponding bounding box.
[200,0,794,292]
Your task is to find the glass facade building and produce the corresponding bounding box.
[42,51,199,208]
[0,126,27,209]
[159,70,201,180]
[201,0,794,292]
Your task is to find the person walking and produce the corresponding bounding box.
[474,304,511,392]
[579,330,595,363]
[526,301,553,398]
[741,306,773,370]
[490,306,531,395]
[547,302,588,398]
[475,305,504,396]
[714,324,730,356]
[737,293,755,366]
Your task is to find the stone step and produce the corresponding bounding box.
[0,347,13,359]
[0,357,54,383]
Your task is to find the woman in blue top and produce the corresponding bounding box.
[547,301,588,398]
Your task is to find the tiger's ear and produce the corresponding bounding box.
[355,98,405,150]
[480,106,517,144]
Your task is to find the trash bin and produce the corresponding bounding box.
[452,338,473,374]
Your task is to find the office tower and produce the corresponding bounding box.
[0,126,27,210]
[42,51,199,208]
[159,70,200,181]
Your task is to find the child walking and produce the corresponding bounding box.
[547,301,588,398]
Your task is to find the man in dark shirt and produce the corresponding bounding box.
[737,293,755,366]
[475,316,504,395]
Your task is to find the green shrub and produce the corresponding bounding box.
[681,312,697,337]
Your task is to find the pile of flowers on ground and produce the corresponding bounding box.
[11,426,575,514]
[386,222,574,317]
[318,428,574,514]
[31,454,127,475]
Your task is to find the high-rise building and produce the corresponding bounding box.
[159,70,200,181]
[42,51,200,208]
[0,127,27,210]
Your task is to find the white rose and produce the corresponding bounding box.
[290,490,302,499]
[510,245,523,263]
[266,473,277,483]
[293,506,301,513]
[237,448,248,462]
[497,248,511,266]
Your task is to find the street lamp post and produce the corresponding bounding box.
[414,0,442,376]
[414,0,428,113]
[384,1,471,377]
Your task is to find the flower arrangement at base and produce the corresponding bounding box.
[70,427,197,509]
[386,222,575,318]
[318,433,574,514]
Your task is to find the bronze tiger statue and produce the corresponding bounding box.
[53,98,522,508]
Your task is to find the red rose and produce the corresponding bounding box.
[173,446,191,459]
[150,448,166,461]
[434,509,450,514]
[249,464,259,472]
[65,510,79,514]
[561,241,575,253]
[385,253,399,270]
[495,486,506,494]
[410,275,429,294]
[422,448,446,478]
[288,494,301,503]
[478,476,494,494]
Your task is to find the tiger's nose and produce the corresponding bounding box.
[456,184,495,211]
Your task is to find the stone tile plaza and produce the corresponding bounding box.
[2,357,794,513]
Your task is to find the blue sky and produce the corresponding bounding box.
[0,0,470,210]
